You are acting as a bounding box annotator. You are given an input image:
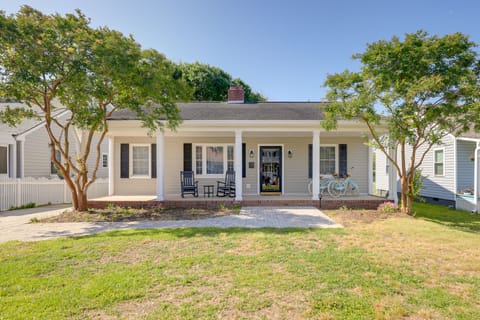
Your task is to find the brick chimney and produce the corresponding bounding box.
[227,85,244,103]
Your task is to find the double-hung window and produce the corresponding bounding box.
[434,148,444,176]
[50,149,61,175]
[319,145,337,175]
[194,144,234,177]
[131,144,150,178]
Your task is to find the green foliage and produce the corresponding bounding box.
[2,207,480,319]
[323,30,480,213]
[408,169,426,201]
[413,202,480,233]
[0,6,188,210]
[377,202,398,213]
[177,62,266,102]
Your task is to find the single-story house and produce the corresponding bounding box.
[105,86,391,206]
[375,132,480,212]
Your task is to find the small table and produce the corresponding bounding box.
[203,185,214,198]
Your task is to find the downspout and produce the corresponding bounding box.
[474,142,480,213]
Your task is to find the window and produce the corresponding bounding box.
[0,146,7,175]
[50,149,61,175]
[131,144,150,177]
[102,153,108,168]
[434,148,444,176]
[227,145,234,172]
[320,146,337,175]
[194,144,234,177]
[195,146,202,175]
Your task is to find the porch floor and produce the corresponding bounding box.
[89,194,388,210]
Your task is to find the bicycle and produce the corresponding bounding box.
[308,175,343,198]
[308,174,359,197]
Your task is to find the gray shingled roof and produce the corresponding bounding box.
[109,102,325,121]
[0,103,66,136]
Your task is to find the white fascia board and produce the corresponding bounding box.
[14,110,71,140]
[106,119,385,136]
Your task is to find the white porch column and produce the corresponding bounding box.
[367,143,373,195]
[234,129,243,201]
[387,147,398,204]
[312,130,320,200]
[156,131,165,201]
[108,137,114,196]
[17,139,24,178]
[9,143,16,179]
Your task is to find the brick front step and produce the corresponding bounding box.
[88,198,388,210]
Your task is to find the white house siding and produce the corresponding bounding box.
[23,114,108,178]
[456,140,475,192]
[243,137,311,195]
[416,135,456,201]
[114,136,156,195]
[320,136,369,194]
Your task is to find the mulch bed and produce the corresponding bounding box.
[39,206,239,223]
[38,205,408,225]
[325,209,410,227]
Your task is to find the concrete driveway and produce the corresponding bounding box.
[0,205,342,243]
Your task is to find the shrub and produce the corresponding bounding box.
[378,202,398,213]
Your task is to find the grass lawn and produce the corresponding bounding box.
[1,203,480,319]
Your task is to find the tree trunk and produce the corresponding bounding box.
[76,189,89,212]
[399,176,409,214]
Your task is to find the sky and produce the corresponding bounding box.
[2,0,480,101]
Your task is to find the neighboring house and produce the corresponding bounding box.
[105,86,384,202]
[375,132,480,212]
[0,103,108,179]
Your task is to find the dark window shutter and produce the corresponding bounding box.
[183,143,192,171]
[120,144,129,178]
[308,144,312,178]
[339,144,347,177]
[242,143,246,178]
[151,144,157,178]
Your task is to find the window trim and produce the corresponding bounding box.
[0,145,8,176]
[130,144,151,179]
[102,153,108,168]
[319,144,338,175]
[433,147,445,177]
[50,149,61,176]
[193,143,234,178]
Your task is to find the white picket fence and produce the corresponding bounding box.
[0,176,108,211]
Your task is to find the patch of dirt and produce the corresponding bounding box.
[39,206,239,223]
[324,209,410,227]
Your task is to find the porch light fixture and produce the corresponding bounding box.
[249,150,254,158]
[287,150,293,158]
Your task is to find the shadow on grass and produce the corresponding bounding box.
[413,203,480,234]
[75,227,344,240]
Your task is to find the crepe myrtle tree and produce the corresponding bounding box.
[322,30,480,214]
[0,6,188,211]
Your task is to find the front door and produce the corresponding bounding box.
[260,146,282,194]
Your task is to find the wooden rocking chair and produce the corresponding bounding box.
[216,170,235,197]
[180,171,199,198]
